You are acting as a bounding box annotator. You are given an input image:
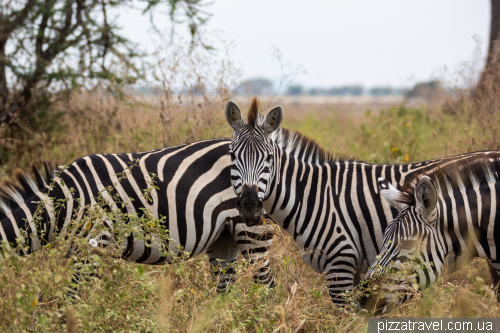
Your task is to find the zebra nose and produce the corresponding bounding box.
[378,177,389,190]
[236,185,262,217]
[238,184,259,200]
[236,194,263,209]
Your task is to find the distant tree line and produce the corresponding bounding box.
[234,78,457,99]
[235,79,411,96]
[288,85,410,97]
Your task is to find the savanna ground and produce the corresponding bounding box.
[2,89,500,333]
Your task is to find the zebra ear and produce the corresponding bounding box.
[415,176,437,219]
[264,106,283,135]
[224,100,244,132]
[377,177,407,212]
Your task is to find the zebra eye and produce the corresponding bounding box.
[229,152,236,161]
[265,154,272,163]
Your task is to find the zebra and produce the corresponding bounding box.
[362,151,500,313]
[223,97,500,308]
[0,139,276,293]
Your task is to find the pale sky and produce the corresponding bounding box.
[119,0,490,89]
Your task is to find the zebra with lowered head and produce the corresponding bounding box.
[362,151,500,312]
[223,97,500,308]
[0,139,276,292]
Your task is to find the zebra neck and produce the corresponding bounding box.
[263,155,392,261]
[264,150,331,239]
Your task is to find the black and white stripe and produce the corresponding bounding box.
[0,139,276,292]
[363,152,500,311]
[224,98,498,307]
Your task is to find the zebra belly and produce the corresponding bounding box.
[299,253,323,273]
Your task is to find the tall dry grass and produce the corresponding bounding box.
[1,33,500,331]
[1,91,500,331]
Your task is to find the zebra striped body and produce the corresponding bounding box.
[224,98,497,307]
[0,138,275,291]
[363,151,500,312]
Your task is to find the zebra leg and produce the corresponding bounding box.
[207,229,240,292]
[325,251,359,309]
[233,221,276,288]
[68,236,110,298]
[325,269,356,309]
[488,259,500,302]
[69,259,100,298]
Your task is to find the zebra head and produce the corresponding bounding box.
[224,98,283,226]
[362,175,440,312]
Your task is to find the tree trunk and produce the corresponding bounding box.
[486,0,500,68]
[0,39,8,108]
[476,0,500,96]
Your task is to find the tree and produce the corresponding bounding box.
[486,1,500,68]
[327,86,363,96]
[287,85,303,96]
[476,0,500,97]
[236,78,273,96]
[369,87,393,96]
[0,0,210,125]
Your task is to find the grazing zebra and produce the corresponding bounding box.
[223,97,500,308]
[362,152,500,312]
[0,139,276,292]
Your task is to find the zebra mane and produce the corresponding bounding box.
[246,98,353,164]
[396,151,500,206]
[247,97,259,128]
[270,127,354,164]
[0,162,56,218]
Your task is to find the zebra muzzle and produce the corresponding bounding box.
[245,215,264,226]
[236,184,263,224]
